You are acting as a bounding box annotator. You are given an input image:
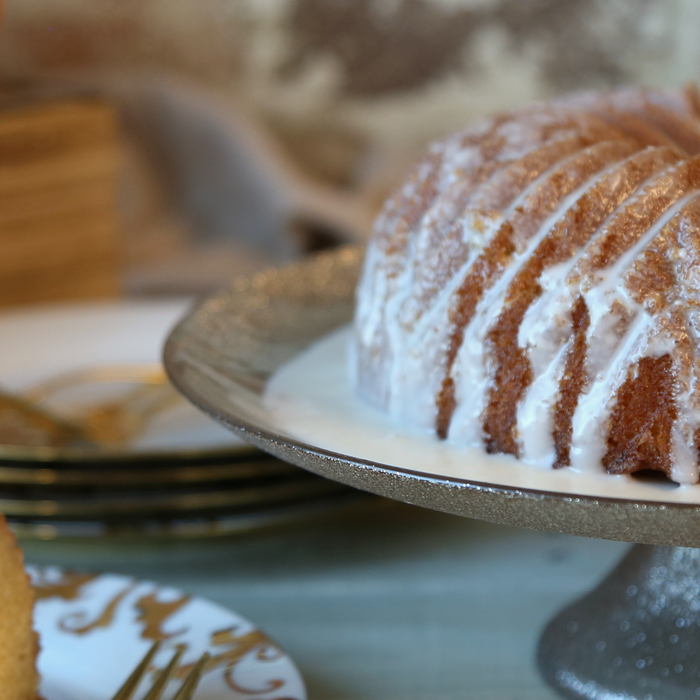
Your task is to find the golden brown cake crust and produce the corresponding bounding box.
[0,514,40,700]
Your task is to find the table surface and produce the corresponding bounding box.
[22,501,629,700]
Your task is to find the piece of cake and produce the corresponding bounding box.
[0,514,39,699]
[354,85,700,484]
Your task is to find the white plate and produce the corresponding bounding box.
[0,300,243,455]
[31,567,306,700]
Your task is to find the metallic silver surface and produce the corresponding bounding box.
[539,544,700,699]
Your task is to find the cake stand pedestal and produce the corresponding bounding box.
[164,248,700,700]
[539,544,700,700]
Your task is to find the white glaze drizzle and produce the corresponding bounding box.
[569,192,700,479]
[386,212,502,428]
[447,151,631,446]
[265,326,700,502]
[355,116,616,412]
[515,157,687,468]
[358,137,609,425]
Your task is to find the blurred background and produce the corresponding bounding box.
[0,0,694,303]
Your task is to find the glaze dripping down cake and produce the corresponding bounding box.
[354,86,700,485]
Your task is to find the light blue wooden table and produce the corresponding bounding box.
[22,501,628,700]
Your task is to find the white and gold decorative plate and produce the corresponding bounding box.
[30,567,307,700]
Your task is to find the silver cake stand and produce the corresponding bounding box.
[164,247,700,700]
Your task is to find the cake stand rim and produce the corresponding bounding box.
[163,248,700,548]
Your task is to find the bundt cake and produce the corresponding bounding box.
[354,85,700,485]
[0,514,39,698]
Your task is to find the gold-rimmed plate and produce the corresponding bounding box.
[0,452,299,488]
[0,474,350,518]
[11,489,376,540]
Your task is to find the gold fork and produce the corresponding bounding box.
[111,641,210,700]
[26,365,183,446]
[0,364,183,449]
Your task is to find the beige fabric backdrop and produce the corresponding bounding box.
[1,0,696,192]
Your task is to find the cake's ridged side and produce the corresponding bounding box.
[435,140,637,438]
[555,87,700,154]
[467,135,603,211]
[353,87,700,483]
[482,146,682,458]
[520,158,700,478]
[636,102,700,156]
[571,156,700,277]
[552,295,591,469]
[613,199,700,481]
[592,109,679,151]
[400,127,633,333]
[604,355,678,475]
[359,112,575,410]
[357,109,630,412]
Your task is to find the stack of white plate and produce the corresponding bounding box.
[0,300,368,539]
